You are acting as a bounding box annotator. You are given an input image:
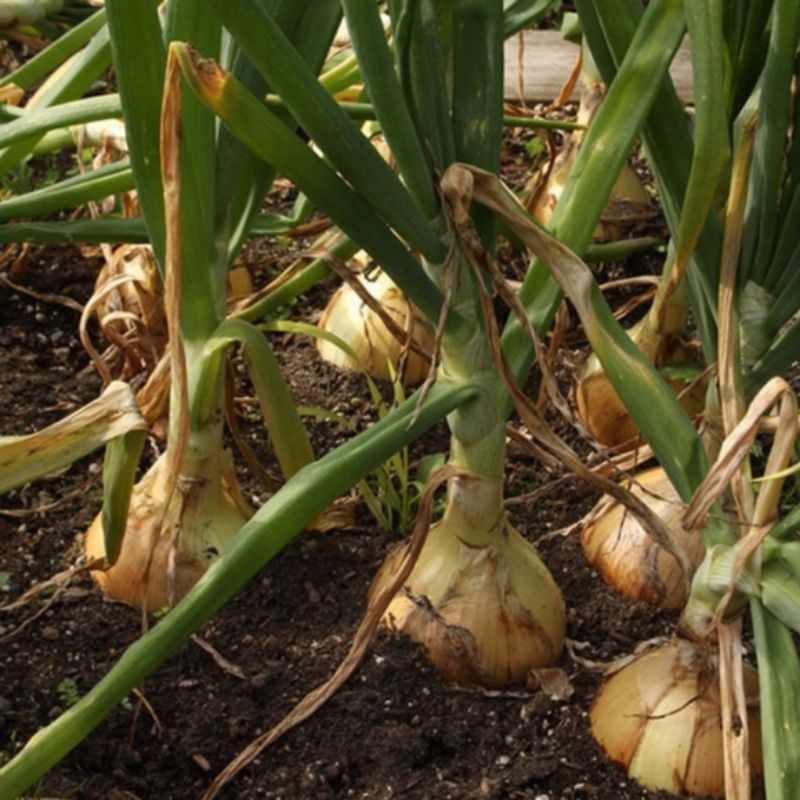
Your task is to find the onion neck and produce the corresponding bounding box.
[440,467,505,548]
[166,336,226,480]
[442,385,507,546]
[647,256,691,338]
[435,257,507,546]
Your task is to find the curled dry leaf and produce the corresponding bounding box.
[84,245,167,383]
[0,380,147,495]
[684,376,798,533]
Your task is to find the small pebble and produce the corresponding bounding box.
[250,673,269,689]
[304,580,321,604]
[191,754,211,772]
[321,761,342,782]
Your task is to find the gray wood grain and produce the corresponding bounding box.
[504,30,693,104]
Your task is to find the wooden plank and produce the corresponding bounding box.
[504,29,693,104]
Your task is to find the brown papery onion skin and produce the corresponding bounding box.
[85,449,249,612]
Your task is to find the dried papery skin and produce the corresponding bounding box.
[226,264,253,301]
[581,467,705,609]
[574,317,705,448]
[0,83,24,105]
[370,516,565,688]
[85,450,250,611]
[90,245,167,379]
[317,269,434,385]
[591,638,761,797]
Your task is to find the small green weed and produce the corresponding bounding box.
[56,677,80,708]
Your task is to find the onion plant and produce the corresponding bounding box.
[572,1,800,796]
[132,0,713,706]
[179,0,568,688]
[74,0,370,612]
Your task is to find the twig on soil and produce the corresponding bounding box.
[0,273,84,312]
[0,478,99,518]
[0,557,103,613]
[0,558,104,642]
[191,634,247,681]
[128,685,164,748]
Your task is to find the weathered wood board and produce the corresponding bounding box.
[504,30,694,104]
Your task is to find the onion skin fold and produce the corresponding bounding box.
[370,474,565,688]
[85,449,250,611]
[591,638,761,797]
[581,467,705,609]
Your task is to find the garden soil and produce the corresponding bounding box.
[0,235,738,800]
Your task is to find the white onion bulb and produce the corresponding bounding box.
[591,637,761,797]
[370,510,565,688]
[317,268,434,385]
[581,467,705,609]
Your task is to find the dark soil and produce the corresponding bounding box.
[0,240,713,800]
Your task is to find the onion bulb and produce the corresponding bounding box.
[591,637,761,797]
[581,467,705,609]
[531,155,650,244]
[317,267,434,385]
[85,449,250,611]
[369,479,565,687]
[0,0,63,27]
[528,76,650,244]
[574,317,705,448]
